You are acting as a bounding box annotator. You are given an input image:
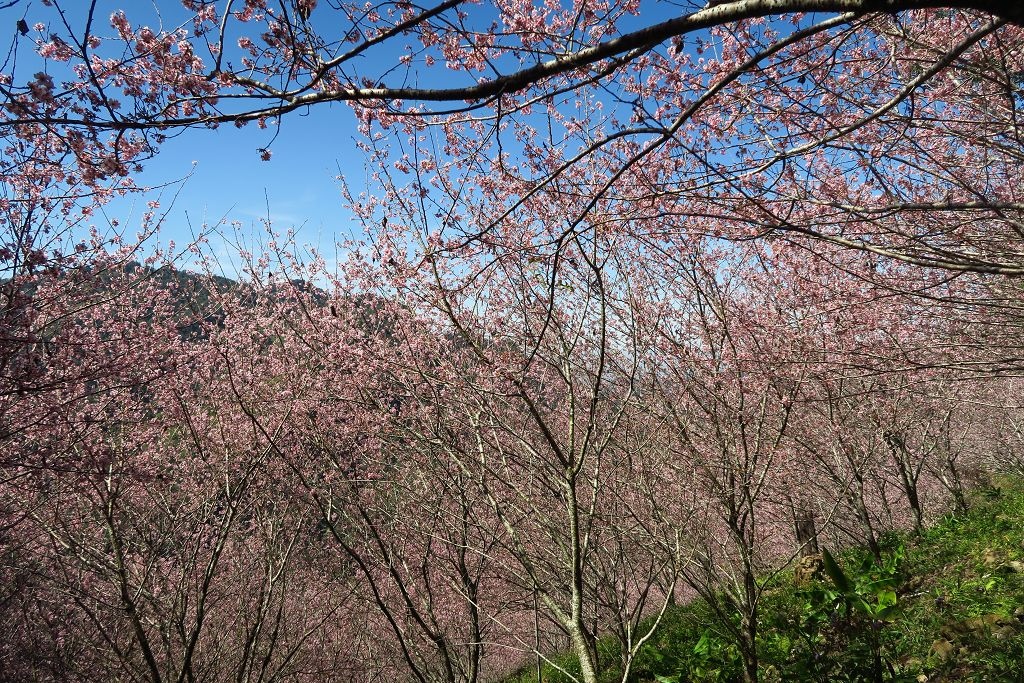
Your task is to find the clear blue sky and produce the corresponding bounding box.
[4,1,374,265]
[107,102,366,256]
[5,0,719,268]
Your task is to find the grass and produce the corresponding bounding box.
[503,478,1024,682]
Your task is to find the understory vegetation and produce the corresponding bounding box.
[509,478,1024,683]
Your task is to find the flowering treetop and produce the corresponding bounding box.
[2,0,1024,276]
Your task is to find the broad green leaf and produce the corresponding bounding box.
[822,548,852,594]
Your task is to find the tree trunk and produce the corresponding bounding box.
[791,498,819,557]
[738,610,759,683]
[884,430,923,535]
[568,626,599,683]
[852,477,882,562]
[942,457,969,512]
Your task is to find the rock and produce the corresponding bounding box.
[897,655,923,675]
[963,613,1009,636]
[930,638,956,660]
[940,612,1017,646]
[917,675,929,683]
[1013,606,1024,621]
[1006,560,1024,573]
[948,613,1018,640]
[794,553,824,585]
[901,574,925,595]
[981,548,1001,567]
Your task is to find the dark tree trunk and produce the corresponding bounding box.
[791,498,819,557]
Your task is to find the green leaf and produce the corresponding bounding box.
[874,604,898,621]
[852,596,872,615]
[694,631,711,656]
[822,548,852,594]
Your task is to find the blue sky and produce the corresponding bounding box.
[105,102,365,254]
[4,0,731,270]
[4,0,374,265]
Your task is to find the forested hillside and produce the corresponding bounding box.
[4,2,1024,682]
[3,250,1021,683]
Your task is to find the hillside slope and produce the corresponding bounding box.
[507,478,1024,683]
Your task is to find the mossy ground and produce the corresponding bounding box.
[505,479,1024,682]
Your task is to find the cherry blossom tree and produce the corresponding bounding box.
[7,3,1024,683]
[3,1,1024,274]
[0,258,375,682]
